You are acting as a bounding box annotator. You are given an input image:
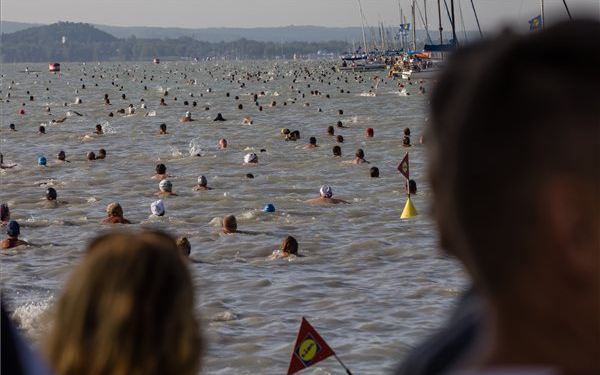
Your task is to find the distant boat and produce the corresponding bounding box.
[48,63,61,72]
[153,57,160,64]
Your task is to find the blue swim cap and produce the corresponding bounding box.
[38,156,47,166]
[7,220,20,237]
[263,203,275,213]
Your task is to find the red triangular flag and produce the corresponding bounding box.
[398,152,409,180]
[287,317,335,375]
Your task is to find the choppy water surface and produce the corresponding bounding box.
[1,60,466,374]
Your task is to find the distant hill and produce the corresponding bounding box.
[0,22,350,63]
[2,21,118,44]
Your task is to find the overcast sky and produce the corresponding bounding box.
[1,0,598,32]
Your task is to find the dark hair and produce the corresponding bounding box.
[156,164,166,174]
[46,187,58,200]
[309,137,316,144]
[327,126,334,135]
[428,20,600,292]
[355,149,365,158]
[332,146,342,157]
[336,135,344,143]
[370,167,379,178]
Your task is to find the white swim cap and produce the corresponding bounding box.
[198,175,207,186]
[320,185,333,198]
[141,103,147,109]
[185,111,191,118]
[151,199,165,216]
[159,179,173,191]
[244,153,258,163]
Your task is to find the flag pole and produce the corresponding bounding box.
[333,353,354,375]
[407,151,410,198]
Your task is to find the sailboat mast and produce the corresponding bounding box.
[437,0,443,45]
[451,0,457,45]
[411,0,417,51]
[424,0,429,36]
[358,0,368,53]
[540,0,545,29]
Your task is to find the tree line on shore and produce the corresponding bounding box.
[1,22,349,63]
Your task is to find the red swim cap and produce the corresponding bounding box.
[19,109,25,115]
[366,127,374,137]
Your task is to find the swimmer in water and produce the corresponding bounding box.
[45,187,68,206]
[0,153,16,169]
[194,175,212,191]
[353,149,369,164]
[326,126,335,137]
[306,185,350,204]
[269,236,299,259]
[153,164,168,180]
[336,120,348,129]
[176,237,191,259]
[332,145,342,157]
[0,221,29,249]
[101,202,132,224]
[213,113,226,121]
[87,151,96,161]
[1,204,10,225]
[242,116,253,125]
[303,137,319,149]
[56,150,70,163]
[222,215,237,234]
[158,123,168,134]
[93,124,104,135]
[219,138,227,149]
[370,167,380,178]
[180,111,194,123]
[97,149,106,160]
[244,153,258,164]
[157,179,178,197]
[365,127,374,138]
[150,199,165,217]
[402,135,412,147]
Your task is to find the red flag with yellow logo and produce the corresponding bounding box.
[398,152,409,180]
[287,317,335,375]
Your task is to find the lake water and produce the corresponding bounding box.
[0,60,467,375]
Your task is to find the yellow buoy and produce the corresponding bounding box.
[401,197,418,219]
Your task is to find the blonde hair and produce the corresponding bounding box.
[106,202,123,217]
[44,231,202,375]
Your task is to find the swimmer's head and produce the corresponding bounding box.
[198,175,207,187]
[366,127,374,137]
[159,123,167,131]
[281,236,298,255]
[39,126,46,134]
[309,137,317,145]
[95,124,102,132]
[9,124,16,131]
[159,179,173,192]
[370,167,380,178]
[176,237,191,257]
[0,204,10,222]
[219,138,227,148]
[98,149,106,159]
[246,173,254,179]
[263,203,275,213]
[6,220,20,237]
[46,187,58,201]
[320,185,333,198]
[281,128,290,135]
[87,151,96,161]
[337,121,343,128]
[185,111,191,118]
[156,163,166,174]
[151,199,165,216]
[336,135,344,143]
[106,202,123,217]
[244,153,258,164]
[57,150,66,161]
[332,145,342,157]
[355,149,365,158]
[404,127,411,136]
[38,156,47,166]
[222,215,237,233]
[327,126,334,135]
